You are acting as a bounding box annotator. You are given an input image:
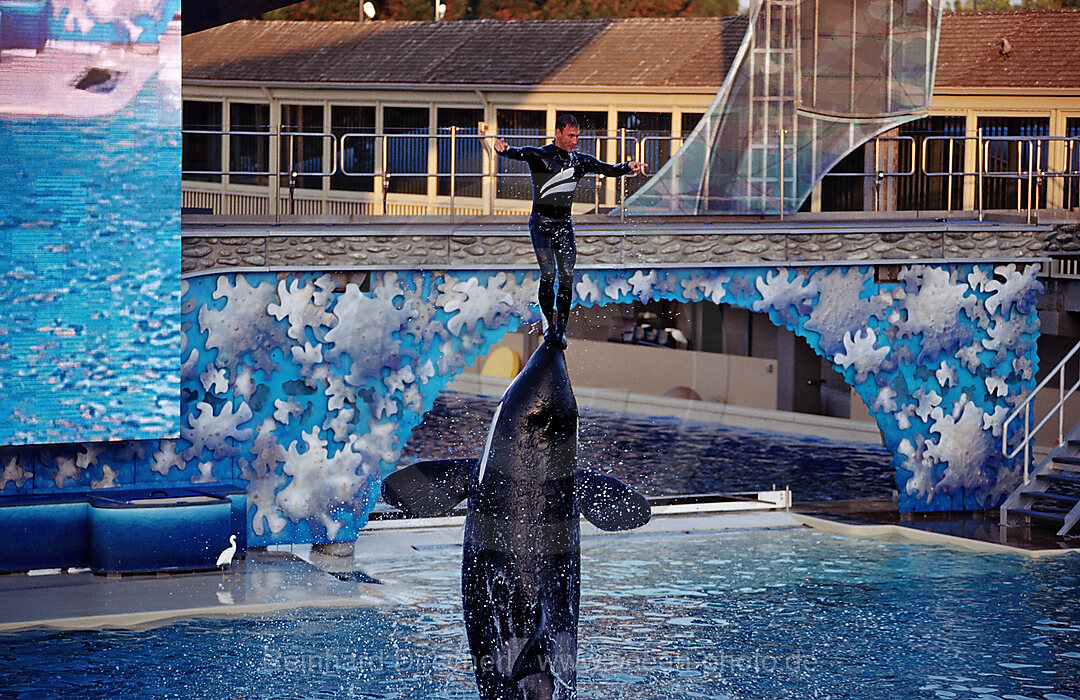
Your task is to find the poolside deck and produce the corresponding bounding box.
[793,499,1080,556]
[1,498,1076,634]
[0,507,797,633]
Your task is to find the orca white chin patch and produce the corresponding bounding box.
[477,401,503,484]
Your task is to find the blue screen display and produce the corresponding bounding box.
[0,0,182,445]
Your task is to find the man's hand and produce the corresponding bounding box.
[628,161,647,176]
[493,138,508,153]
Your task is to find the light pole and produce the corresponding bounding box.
[435,0,446,20]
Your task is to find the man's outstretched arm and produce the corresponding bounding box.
[493,138,543,163]
[579,153,647,177]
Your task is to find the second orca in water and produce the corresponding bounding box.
[382,341,651,699]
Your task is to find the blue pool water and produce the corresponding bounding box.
[403,391,896,501]
[1,528,1077,699]
[0,75,181,445]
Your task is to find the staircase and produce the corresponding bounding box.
[1000,439,1080,536]
[1001,340,1080,537]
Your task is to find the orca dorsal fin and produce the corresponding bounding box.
[576,468,651,531]
[381,458,476,517]
[512,595,552,682]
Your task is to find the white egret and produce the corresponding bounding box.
[215,534,237,574]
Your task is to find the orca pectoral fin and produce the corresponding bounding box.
[576,468,652,531]
[381,458,476,517]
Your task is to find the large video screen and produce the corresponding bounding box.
[0,0,182,445]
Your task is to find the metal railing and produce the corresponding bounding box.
[182,128,1080,219]
[183,128,641,219]
[823,135,916,212]
[1002,337,1080,484]
[922,133,1080,224]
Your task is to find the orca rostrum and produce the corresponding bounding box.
[382,341,651,700]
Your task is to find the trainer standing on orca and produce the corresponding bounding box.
[494,114,646,348]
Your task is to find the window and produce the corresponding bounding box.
[896,116,965,211]
[497,109,545,132]
[383,107,430,195]
[618,111,671,198]
[331,106,375,192]
[182,100,222,183]
[496,109,545,201]
[437,108,483,198]
[979,116,1050,211]
[819,145,866,212]
[571,111,608,206]
[681,112,704,137]
[1066,117,1079,210]
[280,104,325,190]
[229,102,270,186]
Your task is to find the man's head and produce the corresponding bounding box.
[554,113,579,153]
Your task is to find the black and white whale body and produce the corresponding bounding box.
[382,342,651,700]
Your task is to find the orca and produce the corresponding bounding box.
[382,341,651,700]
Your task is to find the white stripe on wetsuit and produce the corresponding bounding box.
[539,167,576,200]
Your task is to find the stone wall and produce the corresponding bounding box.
[181,219,1067,275]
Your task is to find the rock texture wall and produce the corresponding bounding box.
[1,254,1045,546]
[181,220,1062,274]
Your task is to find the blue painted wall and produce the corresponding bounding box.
[0,263,1043,546]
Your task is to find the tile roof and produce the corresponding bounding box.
[543,17,747,87]
[183,10,1080,90]
[936,9,1080,88]
[183,16,747,87]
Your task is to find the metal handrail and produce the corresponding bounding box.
[920,133,1080,222]
[189,129,633,177]
[817,136,917,212]
[182,128,1080,217]
[822,135,917,178]
[336,132,638,176]
[1002,337,1080,484]
[183,128,274,177]
[921,135,981,177]
[637,134,688,158]
[279,131,339,178]
[182,129,340,177]
[183,129,644,217]
[980,135,1078,178]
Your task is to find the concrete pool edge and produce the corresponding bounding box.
[792,512,1079,558]
[0,597,384,634]
[0,549,416,635]
[4,505,1075,635]
[0,510,802,634]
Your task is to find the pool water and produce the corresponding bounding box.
[0,75,181,444]
[2,528,1077,700]
[403,391,897,501]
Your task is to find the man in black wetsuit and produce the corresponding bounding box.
[494,114,646,348]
